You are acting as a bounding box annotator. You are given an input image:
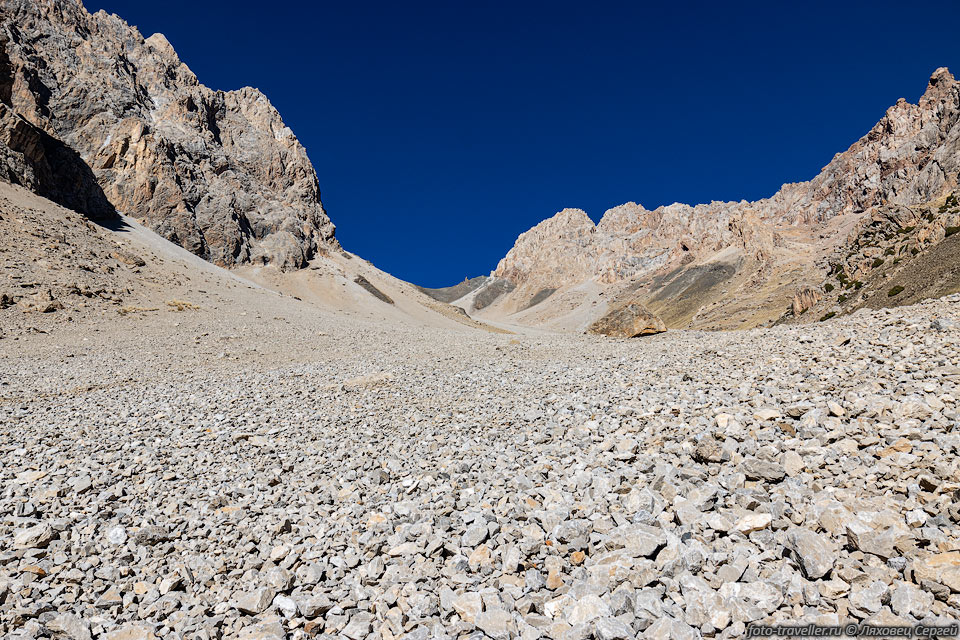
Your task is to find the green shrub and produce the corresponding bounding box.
[946,226,960,237]
[871,258,885,268]
[854,281,863,290]
[820,312,836,322]
[898,226,915,234]
[824,283,835,292]
[911,248,919,255]
[837,294,848,304]
[888,285,904,297]
[884,247,894,256]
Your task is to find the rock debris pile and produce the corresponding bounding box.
[2,295,959,638]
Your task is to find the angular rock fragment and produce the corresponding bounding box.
[13,523,54,549]
[787,527,837,579]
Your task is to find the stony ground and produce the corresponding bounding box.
[2,284,960,639]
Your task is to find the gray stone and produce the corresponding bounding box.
[475,608,516,640]
[234,587,277,615]
[342,612,374,639]
[236,617,286,640]
[787,528,837,579]
[104,624,158,640]
[462,523,488,547]
[13,523,54,549]
[610,524,667,558]
[594,617,636,640]
[106,525,127,545]
[299,593,334,618]
[273,594,297,618]
[565,594,612,626]
[741,458,786,482]
[452,592,483,624]
[890,581,934,618]
[850,580,889,614]
[643,617,701,640]
[46,613,92,640]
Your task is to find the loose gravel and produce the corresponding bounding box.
[2,294,959,639]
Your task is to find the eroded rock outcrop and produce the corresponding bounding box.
[800,195,960,318]
[791,286,822,317]
[1,0,336,269]
[493,208,597,287]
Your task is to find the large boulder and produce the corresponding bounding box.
[587,301,666,337]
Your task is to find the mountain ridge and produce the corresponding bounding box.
[432,67,960,331]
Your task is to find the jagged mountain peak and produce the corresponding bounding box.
[927,66,955,89]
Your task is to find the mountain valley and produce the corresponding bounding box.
[2,2,960,639]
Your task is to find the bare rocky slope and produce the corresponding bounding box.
[3,165,960,637]
[3,161,960,640]
[1,0,336,270]
[0,177,506,344]
[0,0,515,341]
[436,69,960,333]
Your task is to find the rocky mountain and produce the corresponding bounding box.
[3,0,957,334]
[440,68,960,332]
[0,0,336,269]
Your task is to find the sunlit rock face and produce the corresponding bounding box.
[2,0,337,269]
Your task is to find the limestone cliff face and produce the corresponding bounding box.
[493,68,960,298]
[1,0,336,269]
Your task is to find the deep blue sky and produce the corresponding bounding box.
[90,1,960,286]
